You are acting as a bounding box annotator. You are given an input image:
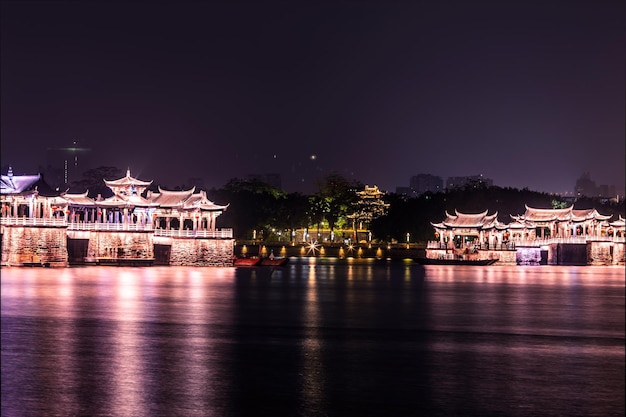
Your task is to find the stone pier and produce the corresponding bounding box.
[1,225,68,267]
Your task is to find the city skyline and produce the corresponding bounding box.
[1,156,619,198]
[1,1,624,196]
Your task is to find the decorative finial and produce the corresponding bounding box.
[7,166,13,177]
[126,168,131,177]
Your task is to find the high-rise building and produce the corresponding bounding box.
[575,172,597,197]
[410,174,444,196]
[446,174,493,190]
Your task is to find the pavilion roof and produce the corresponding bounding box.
[104,169,152,188]
[513,205,613,223]
[356,185,385,198]
[571,208,612,222]
[2,171,60,196]
[95,194,131,208]
[48,196,70,207]
[1,173,40,195]
[515,205,572,222]
[147,187,196,207]
[183,190,229,211]
[432,209,502,229]
[62,191,97,206]
[94,192,159,208]
[610,215,625,228]
[507,219,535,229]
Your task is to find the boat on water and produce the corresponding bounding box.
[413,257,498,266]
[233,257,261,266]
[260,257,289,266]
[234,257,289,267]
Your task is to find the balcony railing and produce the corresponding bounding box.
[153,228,233,238]
[427,241,516,250]
[68,222,154,231]
[0,217,234,239]
[427,235,625,250]
[0,217,67,226]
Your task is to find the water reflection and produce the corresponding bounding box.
[111,271,145,416]
[299,262,325,413]
[1,262,624,417]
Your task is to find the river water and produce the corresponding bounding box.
[1,259,624,417]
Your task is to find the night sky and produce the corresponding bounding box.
[1,0,624,194]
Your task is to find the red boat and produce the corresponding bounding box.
[233,257,261,266]
[260,257,289,266]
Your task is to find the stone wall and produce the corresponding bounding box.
[587,241,625,266]
[169,238,234,266]
[1,226,68,266]
[486,250,516,265]
[424,248,516,265]
[612,242,625,265]
[86,231,154,260]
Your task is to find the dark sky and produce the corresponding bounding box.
[1,0,624,194]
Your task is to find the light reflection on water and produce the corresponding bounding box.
[1,260,624,417]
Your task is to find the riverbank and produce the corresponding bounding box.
[234,242,426,260]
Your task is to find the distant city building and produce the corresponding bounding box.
[247,173,282,190]
[446,174,493,190]
[575,172,616,198]
[395,186,412,197]
[598,184,617,199]
[410,174,444,196]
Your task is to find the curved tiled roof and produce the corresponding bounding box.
[104,169,153,188]
[433,209,503,229]
[183,190,229,211]
[148,187,196,207]
[1,173,41,194]
[62,191,97,206]
[571,208,612,222]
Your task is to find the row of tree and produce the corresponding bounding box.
[70,166,625,243]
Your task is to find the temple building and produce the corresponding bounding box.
[428,205,624,265]
[508,205,613,240]
[430,209,507,249]
[1,168,233,266]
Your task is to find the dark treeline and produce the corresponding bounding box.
[70,167,625,243]
[206,176,625,243]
